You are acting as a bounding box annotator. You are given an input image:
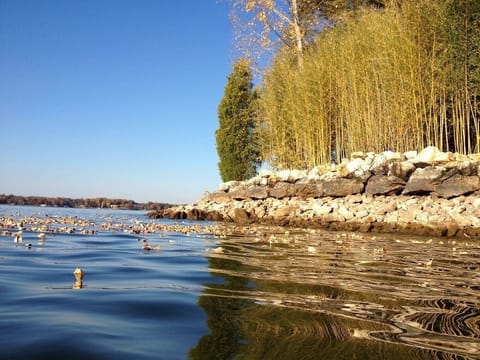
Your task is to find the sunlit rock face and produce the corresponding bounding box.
[365,175,405,196]
[403,167,446,195]
[208,146,480,201]
[149,147,480,238]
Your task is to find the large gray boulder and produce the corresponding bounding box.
[295,183,322,199]
[246,185,269,200]
[444,160,479,176]
[321,178,364,197]
[270,182,296,199]
[365,175,406,195]
[228,186,249,200]
[434,175,480,198]
[403,167,445,195]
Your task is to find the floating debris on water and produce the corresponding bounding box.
[0,215,227,238]
[142,243,160,251]
[1,207,479,358]
[13,231,22,243]
[73,267,84,281]
[73,267,84,289]
[208,246,224,254]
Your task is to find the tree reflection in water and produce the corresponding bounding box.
[190,229,479,359]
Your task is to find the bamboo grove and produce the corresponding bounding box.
[252,0,480,169]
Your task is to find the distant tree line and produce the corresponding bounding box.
[0,194,173,211]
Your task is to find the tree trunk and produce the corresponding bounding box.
[290,0,304,67]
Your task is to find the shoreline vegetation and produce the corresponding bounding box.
[241,1,480,169]
[212,2,480,240]
[149,147,480,239]
[0,194,173,211]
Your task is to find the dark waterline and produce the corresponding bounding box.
[0,205,479,359]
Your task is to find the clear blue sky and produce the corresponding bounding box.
[0,0,234,204]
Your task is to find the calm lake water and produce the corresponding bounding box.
[0,205,479,359]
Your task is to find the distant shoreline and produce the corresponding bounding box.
[0,194,174,211]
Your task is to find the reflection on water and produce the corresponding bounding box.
[193,229,480,359]
[0,206,479,359]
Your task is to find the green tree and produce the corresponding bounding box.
[216,58,259,182]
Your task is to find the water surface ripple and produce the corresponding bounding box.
[0,205,479,359]
[201,229,480,359]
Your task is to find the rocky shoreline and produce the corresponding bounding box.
[149,147,480,238]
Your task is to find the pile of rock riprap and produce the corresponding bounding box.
[150,146,480,238]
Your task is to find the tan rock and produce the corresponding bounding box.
[295,183,322,199]
[231,208,253,225]
[247,185,269,200]
[273,205,298,218]
[270,182,296,199]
